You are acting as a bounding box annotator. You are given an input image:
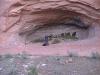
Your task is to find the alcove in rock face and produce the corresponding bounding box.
[18,10,94,46]
[26,23,89,44]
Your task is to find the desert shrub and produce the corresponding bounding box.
[91,52,100,59]
[64,32,72,39]
[67,51,78,57]
[71,32,78,40]
[0,55,3,61]
[61,33,65,38]
[21,51,29,59]
[14,53,21,58]
[64,32,78,40]
[28,67,38,75]
[48,35,53,41]
[4,54,13,58]
[8,69,18,75]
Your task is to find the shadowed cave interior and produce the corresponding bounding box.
[18,10,94,46]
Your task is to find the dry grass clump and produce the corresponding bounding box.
[90,52,100,59]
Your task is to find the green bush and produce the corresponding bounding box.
[64,32,78,40]
[64,32,72,39]
[71,32,78,40]
[28,67,38,75]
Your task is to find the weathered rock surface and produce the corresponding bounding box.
[0,0,100,55]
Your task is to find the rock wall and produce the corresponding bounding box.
[0,0,100,55]
[0,0,100,33]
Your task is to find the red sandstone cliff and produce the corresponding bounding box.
[0,0,100,56]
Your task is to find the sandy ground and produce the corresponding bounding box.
[0,33,100,56]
